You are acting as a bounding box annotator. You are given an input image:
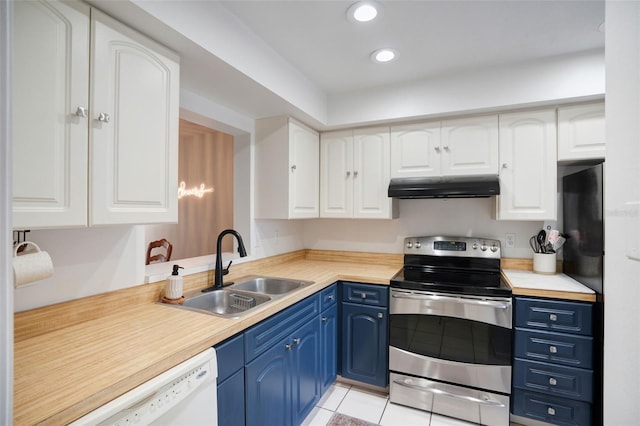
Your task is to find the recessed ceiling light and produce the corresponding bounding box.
[371,48,397,63]
[347,1,381,23]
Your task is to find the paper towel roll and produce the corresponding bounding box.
[13,242,54,287]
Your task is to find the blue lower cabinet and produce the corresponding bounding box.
[218,368,245,426]
[341,302,388,387]
[513,388,591,426]
[320,303,338,395]
[245,317,321,426]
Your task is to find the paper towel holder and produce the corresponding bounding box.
[13,230,30,253]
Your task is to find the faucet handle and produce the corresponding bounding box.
[222,260,232,276]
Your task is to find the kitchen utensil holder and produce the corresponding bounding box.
[533,253,557,274]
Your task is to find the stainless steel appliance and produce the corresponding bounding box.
[389,236,512,426]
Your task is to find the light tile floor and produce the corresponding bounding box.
[302,382,480,426]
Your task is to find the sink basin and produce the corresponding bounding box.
[179,289,271,318]
[229,276,313,295]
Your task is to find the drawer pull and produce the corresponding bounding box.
[549,313,557,321]
[378,312,383,319]
[549,345,557,353]
[327,294,335,301]
[321,317,328,322]
[548,407,556,416]
[361,293,367,299]
[549,377,557,386]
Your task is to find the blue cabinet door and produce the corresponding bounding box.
[341,302,388,387]
[245,337,292,426]
[218,368,245,426]
[320,303,338,395]
[291,318,321,425]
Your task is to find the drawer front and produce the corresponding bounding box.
[320,284,338,311]
[512,388,591,426]
[215,333,244,383]
[515,297,593,336]
[342,282,389,307]
[515,328,593,369]
[244,294,319,362]
[513,359,593,403]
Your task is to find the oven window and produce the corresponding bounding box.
[390,314,511,365]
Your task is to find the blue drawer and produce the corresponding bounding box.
[320,284,338,311]
[515,328,593,369]
[342,282,389,307]
[244,293,319,362]
[513,358,593,403]
[215,333,244,383]
[512,388,591,426]
[515,297,593,336]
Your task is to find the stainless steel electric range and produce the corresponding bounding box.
[389,236,512,426]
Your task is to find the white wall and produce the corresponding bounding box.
[303,198,543,258]
[1,0,13,420]
[603,1,640,424]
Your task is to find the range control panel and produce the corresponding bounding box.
[403,236,501,259]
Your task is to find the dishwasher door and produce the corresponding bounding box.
[71,348,217,426]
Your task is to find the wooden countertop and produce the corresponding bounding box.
[15,251,596,424]
[14,250,402,425]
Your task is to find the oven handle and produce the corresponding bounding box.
[392,379,506,408]
[391,291,511,310]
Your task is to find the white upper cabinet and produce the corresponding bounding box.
[90,10,179,225]
[12,1,179,229]
[440,115,499,176]
[321,127,396,219]
[390,122,440,178]
[255,117,319,219]
[12,0,90,229]
[390,116,498,179]
[557,102,605,162]
[496,109,557,221]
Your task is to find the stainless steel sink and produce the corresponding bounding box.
[161,275,314,319]
[179,289,271,318]
[228,276,313,295]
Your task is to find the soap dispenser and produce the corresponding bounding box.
[165,264,184,300]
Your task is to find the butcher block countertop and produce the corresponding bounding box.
[14,250,402,425]
[14,251,596,424]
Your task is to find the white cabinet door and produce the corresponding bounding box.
[320,128,395,219]
[12,0,90,229]
[497,109,557,220]
[320,130,353,218]
[390,122,441,178]
[255,117,319,219]
[90,10,179,225]
[557,102,605,162]
[441,115,499,176]
[289,121,320,218]
[353,128,393,219]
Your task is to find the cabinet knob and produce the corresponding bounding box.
[353,171,358,177]
[360,293,367,299]
[549,313,557,322]
[285,343,293,351]
[378,312,383,319]
[434,146,441,152]
[549,345,557,354]
[327,294,334,301]
[502,163,508,169]
[97,112,110,123]
[443,145,450,151]
[75,106,88,118]
[547,407,556,416]
[293,338,300,345]
[346,171,351,177]
[549,377,557,386]
[291,164,297,171]
[321,316,328,322]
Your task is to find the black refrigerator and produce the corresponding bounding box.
[562,162,604,426]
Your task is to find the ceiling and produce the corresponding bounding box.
[91,0,605,128]
[219,0,605,95]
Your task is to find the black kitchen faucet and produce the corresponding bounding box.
[202,229,247,292]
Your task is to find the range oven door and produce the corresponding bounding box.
[389,288,512,394]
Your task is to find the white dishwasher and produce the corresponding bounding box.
[71,348,217,426]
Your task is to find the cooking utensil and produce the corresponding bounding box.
[529,235,540,253]
[536,230,546,253]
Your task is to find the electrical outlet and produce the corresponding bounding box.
[505,233,515,248]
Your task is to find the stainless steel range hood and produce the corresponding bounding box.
[388,175,500,199]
